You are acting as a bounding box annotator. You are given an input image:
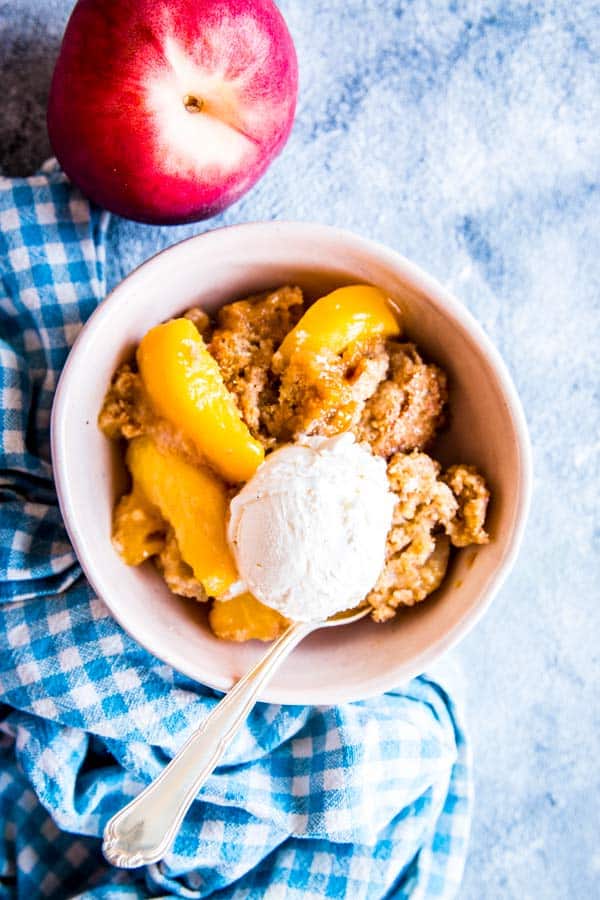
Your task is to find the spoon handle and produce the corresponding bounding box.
[102,620,313,869]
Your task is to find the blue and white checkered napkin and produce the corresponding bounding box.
[0,163,472,899]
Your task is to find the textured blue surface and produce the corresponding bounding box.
[1,1,599,897]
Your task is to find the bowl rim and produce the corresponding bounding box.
[51,221,532,703]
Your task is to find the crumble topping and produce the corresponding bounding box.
[366,452,457,621]
[355,343,447,457]
[155,529,207,602]
[183,306,211,337]
[98,364,148,440]
[111,490,166,566]
[443,464,490,547]
[209,286,304,446]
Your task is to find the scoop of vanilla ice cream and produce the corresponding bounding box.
[227,433,395,622]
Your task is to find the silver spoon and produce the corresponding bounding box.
[102,604,370,868]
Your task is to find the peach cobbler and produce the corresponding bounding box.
[99,284,490,640]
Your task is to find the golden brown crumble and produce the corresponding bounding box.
[98,364,149,440]
[366,452,490,620]
[443,464,490,547]
[369,535,451,622]
[367,452,457,621]
[209,286,305,446]
[112,491,167,566]
[355,343,447,457]
[184,306,212,337]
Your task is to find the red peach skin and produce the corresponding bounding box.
[47,0,298,224]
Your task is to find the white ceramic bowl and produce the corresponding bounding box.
[51,222,531,704]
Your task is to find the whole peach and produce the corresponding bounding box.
[47,0,298,224]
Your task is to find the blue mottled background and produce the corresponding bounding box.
[1,1,599,896]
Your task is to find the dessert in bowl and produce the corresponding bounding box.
[98,283,491,638]
[51,223,531,704]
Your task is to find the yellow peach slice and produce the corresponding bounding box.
[276,284,400,364]
[137,318,264,484]
[209,592,289,642]
[126,435,238,597]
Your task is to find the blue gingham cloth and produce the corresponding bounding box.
[0,163,472,899]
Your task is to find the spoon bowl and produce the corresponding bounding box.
[322,604,371,626]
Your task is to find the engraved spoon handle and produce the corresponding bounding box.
[102,620,314,869]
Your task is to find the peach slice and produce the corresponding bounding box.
[137,318,264,484]
[126,435,238,597]
[209,592,289,642]
[276,284,400,365]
